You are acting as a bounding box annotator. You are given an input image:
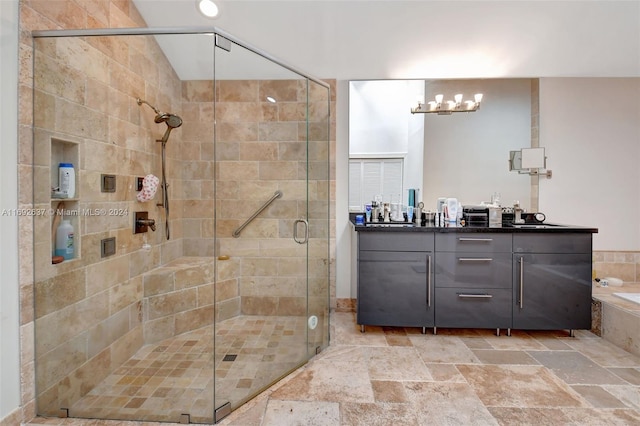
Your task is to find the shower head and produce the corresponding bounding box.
[136,97,183,143]
[155,112,183,129]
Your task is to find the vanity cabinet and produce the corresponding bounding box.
[434,234,512,332]
[357,232,434,330]
[512,234,592,331]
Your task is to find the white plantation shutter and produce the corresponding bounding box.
[349,158,404,210]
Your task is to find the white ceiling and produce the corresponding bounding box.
[132,0,640,81]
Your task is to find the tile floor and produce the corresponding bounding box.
[65,315,308,424]
[30,311,640,425]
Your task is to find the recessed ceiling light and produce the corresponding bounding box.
[266,96,277,103]
[197,0,220,18]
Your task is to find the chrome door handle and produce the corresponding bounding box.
[519,257,524,309]
[458,237,493,242]
[293,218,309,244]
[458,258,493,262]
[427,254,432,307]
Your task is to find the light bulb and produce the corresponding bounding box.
[474,93,483,103]
[197,0,219,18]
[416,95,424,105]
[454,94,463,104]
[435,94,444,104]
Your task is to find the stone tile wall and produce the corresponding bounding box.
[593,251,640,284]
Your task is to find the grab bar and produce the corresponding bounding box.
[232,190,283,238]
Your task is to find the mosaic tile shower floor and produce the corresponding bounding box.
[68,315,308,423]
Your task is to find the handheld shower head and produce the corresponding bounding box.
[155,113,183,129]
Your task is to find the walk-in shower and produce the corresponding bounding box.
[137,97,183,239]
[31,27,331,424]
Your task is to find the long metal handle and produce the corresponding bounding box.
[293,218,309,244]
[427,255,432,307]
[232,190,282,238]
[458,258,493,262]
[458,237,493,242]
[519,257,524,309]
[458,293,493,299]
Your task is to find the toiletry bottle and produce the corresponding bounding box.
[55,219,74,260]
[59,163,75,198]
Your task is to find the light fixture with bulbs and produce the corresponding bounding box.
[411,93,483,115]
[196,0,220,18]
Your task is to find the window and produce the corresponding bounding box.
[349,158,403,211]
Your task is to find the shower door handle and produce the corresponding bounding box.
[293,218,309,244]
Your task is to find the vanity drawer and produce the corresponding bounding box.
[435,287,511,329]
[436,233,511,253]
[359,232,434,252]
[434,252,512,289]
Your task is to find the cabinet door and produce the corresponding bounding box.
[357,251,434,327]
[513,253,592,330]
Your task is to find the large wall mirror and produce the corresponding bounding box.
[349,78,538,213]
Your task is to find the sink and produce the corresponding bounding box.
[509,223,564,229]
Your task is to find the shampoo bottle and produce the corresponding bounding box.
[55,219,74,260]
[59,163,75,198]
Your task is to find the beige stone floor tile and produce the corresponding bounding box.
[483,330,550,351]
[261,400,340,426]
[340,402,418,426]
[603,385,640,410]
[269,358,374,403]
[561,407,640,425]
[566,337,640,368]
[571,385,630,408]
[410,334,481,364]
[370,380,407,403]
[424,363,467,382]
[471,349,540,365]
[609,367,640,385]
[367,346,433,381]
[404,381,498,425]
[529,351,628,385]
[457,364,587,408]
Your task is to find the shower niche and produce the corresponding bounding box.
[32,28,331,424]
[49,137,80,263]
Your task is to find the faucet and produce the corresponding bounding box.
[513,202,524,224]
[136,218,156,231]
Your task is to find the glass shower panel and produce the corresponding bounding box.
[213,39,315,415]
[306,79,332,355]
[32,32,217,424]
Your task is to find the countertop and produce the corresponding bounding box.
[349,215,598,234]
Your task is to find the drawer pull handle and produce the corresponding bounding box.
[458,293,493,299]
[458,238,493,242]
[458,258,493,262]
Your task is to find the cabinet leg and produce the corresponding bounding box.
[360,325,365,333]
[421,327,426,335]
[507,328,511,337]
[569,329,575,338]
[496,328,500,337]
[433,326,437,335]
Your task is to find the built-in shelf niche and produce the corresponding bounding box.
[50,137,80,262]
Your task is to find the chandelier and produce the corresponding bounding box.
[411,93,483,115]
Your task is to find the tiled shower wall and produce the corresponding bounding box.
[31,31,185,417]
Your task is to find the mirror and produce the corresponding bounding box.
[349,78,537,212]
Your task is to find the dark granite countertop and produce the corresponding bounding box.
[349,214,598,234]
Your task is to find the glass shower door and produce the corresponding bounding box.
[213,36,329,419]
